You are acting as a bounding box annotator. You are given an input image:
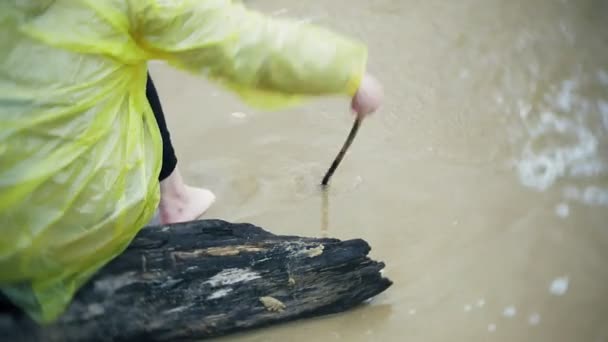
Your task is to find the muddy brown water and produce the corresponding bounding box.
[148,0,608,340]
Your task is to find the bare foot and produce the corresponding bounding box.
[159,168,216,224]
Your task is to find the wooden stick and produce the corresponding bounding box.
[321,116,363,187]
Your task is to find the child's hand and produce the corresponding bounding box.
[351,73,383,118]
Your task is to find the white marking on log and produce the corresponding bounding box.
[207,288,233,300]
[94,272,137,295]
[204,268,261,287]
[85,303,105,318]
[290,242,325,258]
[305,245,325,258]
[163,305,191,315]
[259,296,286,312]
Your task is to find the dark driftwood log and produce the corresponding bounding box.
[1,219,392,341]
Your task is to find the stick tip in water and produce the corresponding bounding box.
[321,175,332,188]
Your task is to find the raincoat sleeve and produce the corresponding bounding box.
[130,0,368,109]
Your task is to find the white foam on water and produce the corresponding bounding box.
[549,276,569,296]
[555,203,570,218]
[487,324,497,332]
[516,111,599,191]
[563,185,580,199]
[476,299,485,307]
[459,69,470,79]
[598,69,608,85]
[555,80,577,112]
[295,15,325,24]
[514,74,607,209]
[231,111,247,119]
[563,186,608,206]
[495,94,504,104]
[464,304,472,312]
[559,21,576,44]
[518,99,532,119]
[502,306,517,317]
[409,309,417,315]
[528,313,541,326]
[517,153,560,191]
[599,100,608,131]
[271,8,288,16]
[569,159,605,177]
[582,187,608,206]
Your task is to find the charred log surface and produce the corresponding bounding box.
[1,219,392,341]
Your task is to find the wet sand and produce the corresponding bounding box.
[148,0,608,340]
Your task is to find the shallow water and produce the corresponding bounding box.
[148,0,608,341]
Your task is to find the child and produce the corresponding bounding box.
[149,71,381,225]
[0,0,383,323]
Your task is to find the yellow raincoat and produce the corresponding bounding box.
[0,0,367,323]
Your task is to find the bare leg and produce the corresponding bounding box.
[159,167,216,224]
[146,72,215,224]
